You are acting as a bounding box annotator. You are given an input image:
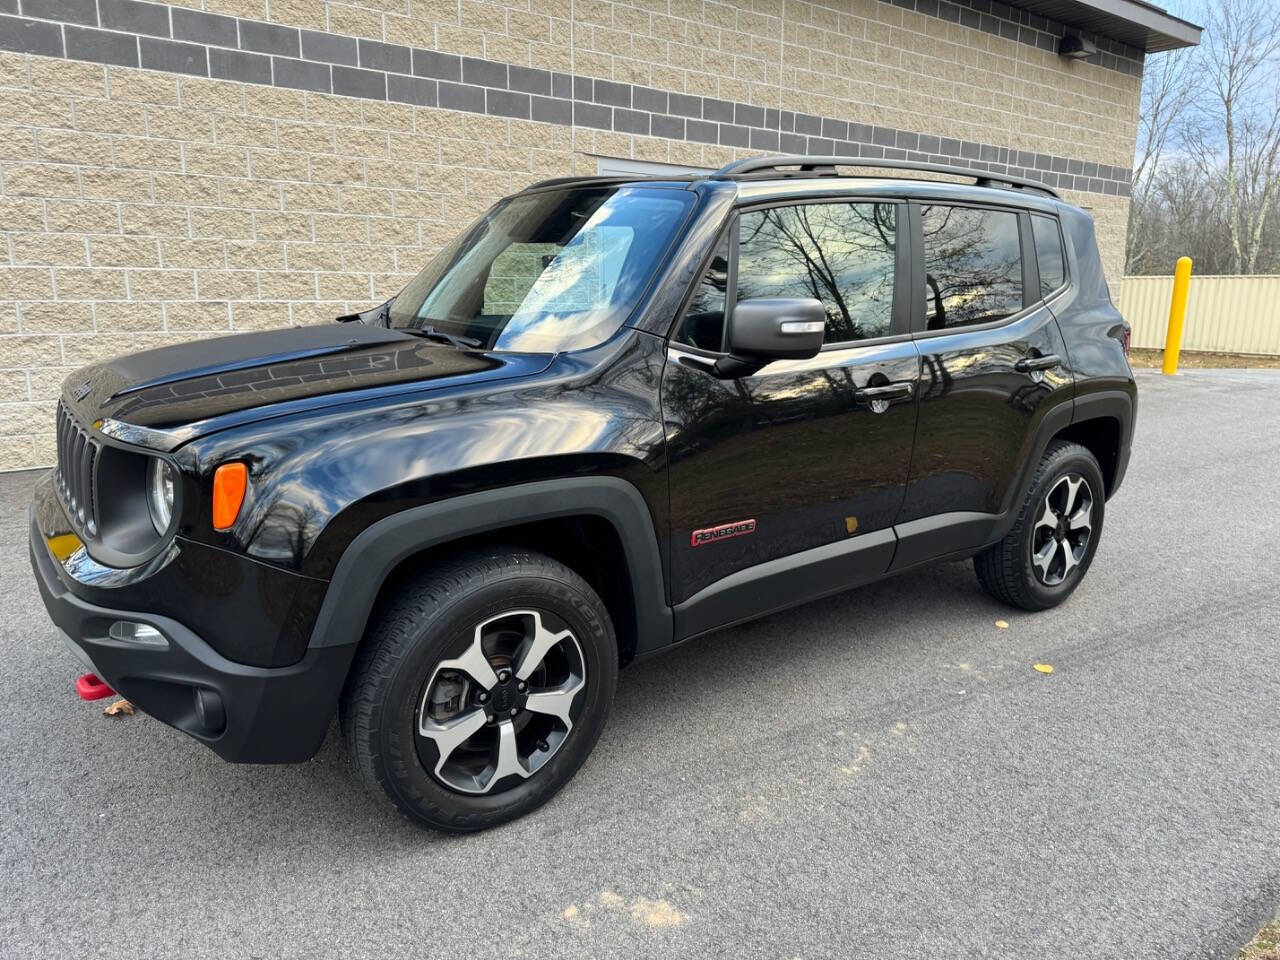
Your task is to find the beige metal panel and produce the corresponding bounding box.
[1118,276,1280,355]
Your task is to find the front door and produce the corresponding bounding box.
[662,197,920,637]
[893,200,1074,567]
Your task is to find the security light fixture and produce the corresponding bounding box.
[1059,33,1098,60]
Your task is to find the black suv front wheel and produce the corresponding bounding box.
[340,548,617,832]
[974,440,1105,611]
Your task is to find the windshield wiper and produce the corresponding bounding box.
[399,324,483,350]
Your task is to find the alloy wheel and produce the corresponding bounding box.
[1030,473,1094,587]
[416,609,586,795]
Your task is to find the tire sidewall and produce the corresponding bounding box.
[373,570,616,830]
[1016,447,1106,607]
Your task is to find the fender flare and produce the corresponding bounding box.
[994,388,1135,542]
[1072,388,1135,429]
[307,476,673,656]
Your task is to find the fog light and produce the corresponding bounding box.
[108,620,168,648]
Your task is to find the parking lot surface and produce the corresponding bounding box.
[2,368,1278,959]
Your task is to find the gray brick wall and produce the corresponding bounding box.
[0,3,1134,195]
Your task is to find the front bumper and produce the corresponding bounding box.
[29,508,353,763]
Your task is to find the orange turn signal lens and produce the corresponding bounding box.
[212,462,248,531]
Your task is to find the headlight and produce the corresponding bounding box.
[146,458,175,534]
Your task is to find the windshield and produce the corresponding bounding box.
[387,186,694,353]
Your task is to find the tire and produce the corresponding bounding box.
[340,547,617,832]
[974,440,1106,612]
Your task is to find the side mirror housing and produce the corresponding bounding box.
[713,298,826,378]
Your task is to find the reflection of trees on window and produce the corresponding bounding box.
[677,236,729,351]
[737,202,896,343]
[921,205,1023,329]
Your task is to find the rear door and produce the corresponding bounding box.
[661,196,920,635]
[893,200,1073,567]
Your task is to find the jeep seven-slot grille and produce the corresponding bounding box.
[55,400,100,537]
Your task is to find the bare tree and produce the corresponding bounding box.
[1127,47,1196,270]
[1183,0,1280,274]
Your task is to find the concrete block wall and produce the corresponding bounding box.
[0,0,1142,469]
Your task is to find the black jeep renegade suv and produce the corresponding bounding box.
[30,156,1135,831]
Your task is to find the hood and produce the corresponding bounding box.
[63,323,552,436]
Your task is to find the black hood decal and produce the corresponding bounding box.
[66,323,549,434]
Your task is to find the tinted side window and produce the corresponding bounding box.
[676,235,729,351]
[737,202,897,344]
[920,205,1022,330]
[1031,214,1066,297]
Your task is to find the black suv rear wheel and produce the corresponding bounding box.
[974,440,1105,611]
[340,548,617,832]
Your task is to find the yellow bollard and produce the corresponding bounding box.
[1162,256,1193,375]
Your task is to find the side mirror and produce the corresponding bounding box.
[713,298,826,378]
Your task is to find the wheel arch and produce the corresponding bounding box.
[1053,415,1121,494]
[1058,388,1135,499]
[983,388,1133,548]
[366,514,644,667]
[308,477,672,674]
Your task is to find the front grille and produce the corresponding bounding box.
[55,400,100,537]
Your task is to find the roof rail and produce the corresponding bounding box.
[713,155,1061,199]
[521,174,632,191]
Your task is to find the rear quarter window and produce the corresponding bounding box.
[1031,214,1067,298]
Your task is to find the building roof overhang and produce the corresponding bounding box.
[1009,0,1201,52]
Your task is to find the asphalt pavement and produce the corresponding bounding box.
[1,367,1278,959]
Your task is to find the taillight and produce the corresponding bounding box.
[212,462,248,531]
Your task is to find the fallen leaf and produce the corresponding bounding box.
[1033,663,1054,675]
[103,699,134,716]
[995,619,1010,629]
[561,901,589,930]
[629,897,684,928]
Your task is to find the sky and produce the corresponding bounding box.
[1156,0,1280,27]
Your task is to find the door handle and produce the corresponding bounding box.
[1014,353,1061,373]
[854,382,914,404]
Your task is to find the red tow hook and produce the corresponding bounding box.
[75,673,115,701]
